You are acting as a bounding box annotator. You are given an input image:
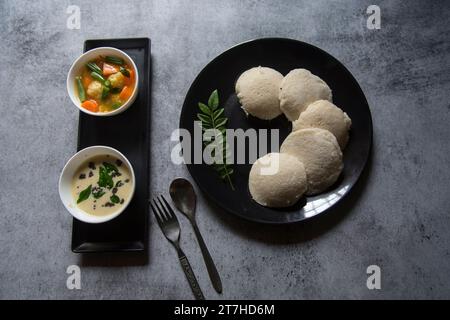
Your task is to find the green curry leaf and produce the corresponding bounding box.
[77,185,92,204]
[208,89,219,110]
[198,102,211,115]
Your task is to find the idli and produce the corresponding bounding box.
[235,66,283,120]
[249,153,307,207]
[279,69,332,121]
[292,100,352,149]
[280,128,343,195]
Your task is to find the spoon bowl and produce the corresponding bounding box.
[169,178,197,220]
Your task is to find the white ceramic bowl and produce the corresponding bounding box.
[67,47,139,116]
[59,146,136,223]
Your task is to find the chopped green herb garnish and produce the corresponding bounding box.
[77,185,92,204]
[110,194,120,204]
[103,162,118,174]
[98,166,114,189]
[92,188,105,199]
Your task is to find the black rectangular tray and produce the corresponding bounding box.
[72,38,151,253]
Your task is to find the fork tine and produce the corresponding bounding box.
[154,198,169,221]
[156,196,170,220]
[150,201,164,226]
[160,195,178,221]
[157,196,174,222]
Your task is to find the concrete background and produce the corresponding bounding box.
[0,0,449,299]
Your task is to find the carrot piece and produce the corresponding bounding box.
[124,69,134,86]
[103,63,118,76]
[81,99,99,112]
[82,74,92,87]
[119,86,133,100]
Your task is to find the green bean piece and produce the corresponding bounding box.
[101,86,110,100]
[104,80,111,88]
[105,56,124,65]
[86,62,102,75]
[111,102,122,110]
[120,67,130,77]
[91,71,106,83]
[76,76,86,102]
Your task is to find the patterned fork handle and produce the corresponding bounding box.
[177,248,205,300]
[150,195,205,300]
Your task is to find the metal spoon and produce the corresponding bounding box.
[169,178,223,294]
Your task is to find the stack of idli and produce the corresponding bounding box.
[236,66,352,207]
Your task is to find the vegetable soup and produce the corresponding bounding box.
[75,55,136,113]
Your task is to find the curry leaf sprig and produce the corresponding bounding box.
[197,90,234,190]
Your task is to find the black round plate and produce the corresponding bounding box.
[180,38,372,224]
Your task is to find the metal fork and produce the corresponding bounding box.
[150,195,205,300]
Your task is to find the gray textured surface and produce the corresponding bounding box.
[0,0,449,299]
